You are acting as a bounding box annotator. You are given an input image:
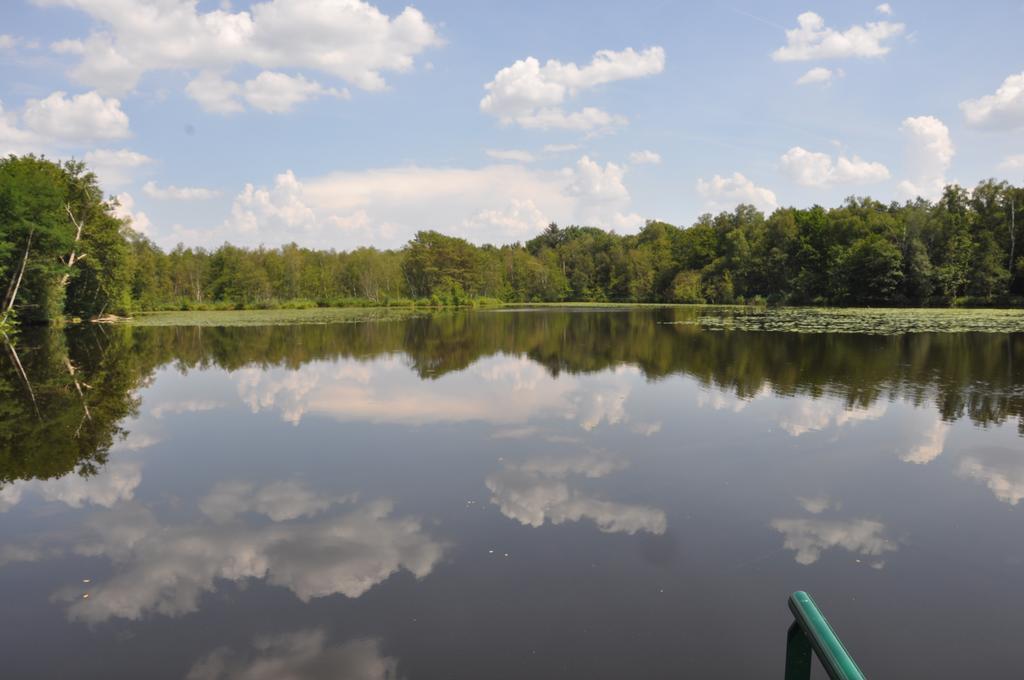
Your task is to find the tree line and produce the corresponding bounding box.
[2,153,1023,327]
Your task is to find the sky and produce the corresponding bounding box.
[1,0,1023,251]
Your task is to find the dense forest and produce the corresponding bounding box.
[2,153,1023,328]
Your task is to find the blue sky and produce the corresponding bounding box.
[1,0,1022,250]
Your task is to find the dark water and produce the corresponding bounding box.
[2,308,1023,679]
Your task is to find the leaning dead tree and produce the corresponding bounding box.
[1,228,35,326]
[59,203,88,287]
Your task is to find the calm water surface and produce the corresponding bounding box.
[2,309,1023,678]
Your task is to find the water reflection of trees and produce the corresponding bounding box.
[3,309,1022,485]
[1,326,148,484]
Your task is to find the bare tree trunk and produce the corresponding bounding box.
[3,333,41,420]
[60,203,88,287]
[1009,200,1016,279]
[2,228,34,325]
[65,356,92,436]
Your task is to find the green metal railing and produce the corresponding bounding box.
[785,591,866,680]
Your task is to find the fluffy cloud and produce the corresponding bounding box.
[233,357,577,427]
[486,452,666,535]
[780,146,890,187]
[111,192,152,234]
[0,35,18,50]
[21,90,129,142]
[462,199,549,238]
[629,149,661,165]
[51,491,444,623]
[198,480,352,523]
[897,115,955,200]
[772,11,905,61]
[900,418,949,464]
[876,3,893,15]
[999,154,1024,171]
[696,172,778,213]
[244,71,348,113]
[567,156,642,229]
[231,356,656,437]
[38,0,442,96]
[480,46,665,131]
[192,154,643,251]
[187,632,397,680]
[150,399,225,418]
[771,517,897,565]
[0,460,142,512]
[229,170,319,240]
[485,149,535,163]
[143,181,220,200]
[83,148,152,188]
[795,66,840,86]
[961,72,1024,130]
[185,71,244,114]
[188,70,348,114]
[0,100,41,155]
[959,447,1024,505]
[797,496,833,514]
[777,398,887,437]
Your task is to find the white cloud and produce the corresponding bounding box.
[231,357,655,438]
[696,172,777,212]
[229,169,319,239]
[0,35,18,50]
[185,71,244,114]
[771,517,897,565]
[876,3,893,15]
[486,452,666,535]
[51,492,444,623]
[772,11,904,61]
[112,431,161,451]
[897,115,954,200]
[195,154,642,251]
[961,72,1024,130]
[0,100,42,155]
[22,90,130,142]
[797,496,833,514]
[198,480,353,523]
[83,148,153,188]
[38,0,442,96]
[999,154,1024,171]
[187,632,397,680]
[568,155,642,228]
[0,460,142,512]
[780,146,890,187]
[189,69,350,116]
[111,192,152,234]
[463,199,549,238]
[150,399,225,418]
[242,71,349,113]
[480,46,665,131]
[485,148,535,163]
[143,181,220,200]
[795,66,838,86]
[777,398,887,437]
[544,143,579,153]
[234,357,578,426]
[900,418,949,464]
[629,149,661,165]
[959,447,1024,505]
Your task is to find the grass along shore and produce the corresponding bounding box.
[118,303,1024,334]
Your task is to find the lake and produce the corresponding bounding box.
[2,307,1023,678]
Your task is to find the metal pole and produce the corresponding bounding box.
[785,591,866,680]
